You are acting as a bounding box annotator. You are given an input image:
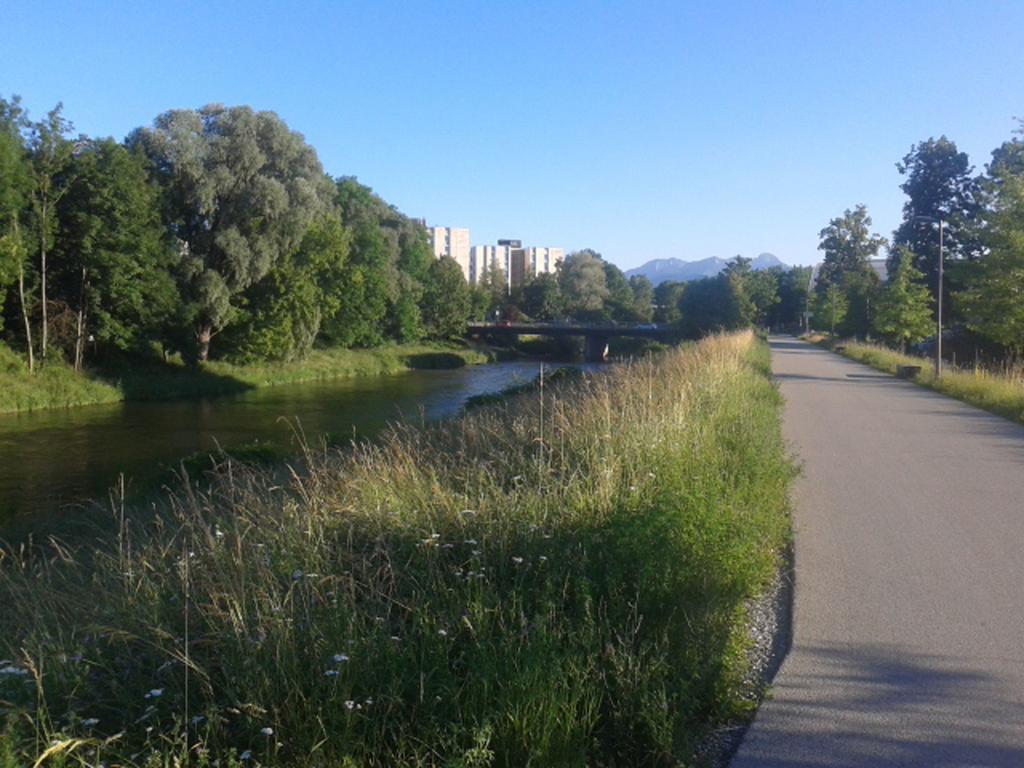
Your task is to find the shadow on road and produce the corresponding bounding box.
[736,642,1024,767]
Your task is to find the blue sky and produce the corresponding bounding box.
[2,1,1022,269]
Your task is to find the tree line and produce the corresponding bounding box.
[0,98,485,371]
[808,124,1024,356]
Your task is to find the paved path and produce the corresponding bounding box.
[732,338,1024,767]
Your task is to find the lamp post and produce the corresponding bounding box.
[914,215,944,377]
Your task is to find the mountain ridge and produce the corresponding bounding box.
[625,252,787,285]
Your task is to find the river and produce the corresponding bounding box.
[0,360,583,536]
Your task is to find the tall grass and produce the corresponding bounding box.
[0,332,793,767]
[813,337,1024,425]
[0,344,122,412]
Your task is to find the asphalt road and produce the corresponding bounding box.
[731,337,1024,767]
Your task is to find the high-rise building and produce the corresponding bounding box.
[425,225,471,282]
[468,240,564,290]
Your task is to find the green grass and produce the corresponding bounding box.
[808,335,1024,426]
[0,332,794,767]
[0,344,122,412]
[0,342,491,414]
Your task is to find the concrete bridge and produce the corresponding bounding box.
[466,322,672,361]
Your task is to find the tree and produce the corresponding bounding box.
[628,275,654,322]
[816,206,884,337]
[602,261,636,321]
[722,256,756,326]
[769,267,811,330]
[873,247,933,352]
[810,282,848,335]
[653,281,685,325]
[0,97,30,359]
[53,139,175,367]
[558,249,609,318]
[26,104,77,361]
[817,205,886,287]
[988,119,1024,179]
[678,274,743,338]
[130,105,333,362]
[521,273,562,321]
[891,137,981,316]
[957,170,1024,355]
[223,216,349,361]
[421,256,470,338]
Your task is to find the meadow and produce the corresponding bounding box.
[0,331,793,767]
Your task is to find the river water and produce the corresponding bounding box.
[0,360,580,536]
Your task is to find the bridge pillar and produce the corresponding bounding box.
[584,334,609,362]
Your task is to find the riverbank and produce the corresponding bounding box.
[805,334,1024,426]
[0,331,794,766]
[0,342,492,414]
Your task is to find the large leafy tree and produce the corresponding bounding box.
[678,274,744,338]
[421,256,470,338]
[602,261,636,321]
[558,249,609,318]
[816,206,884,337]
[53,139,176,367]
[769,267,811,330]
[628,275,654,322]
[873,247,933,352]
[521,272,562,321]
[129,105,333,362]
[957,170,1024,355]
[817,205,886,286]
[890,137,981,315]
[223,216,349,362]
[653,281,685,325]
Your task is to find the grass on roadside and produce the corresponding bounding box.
[0,331,793,767]
[807,335,1024,425]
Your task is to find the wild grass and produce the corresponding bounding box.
[0,344,122,412]
[810,336,1024,425]
[0,342,490,414]
[0,331,793,767]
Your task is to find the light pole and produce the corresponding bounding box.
[914,215,944,377]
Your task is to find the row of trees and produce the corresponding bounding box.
[810,123,1024,356]
[0,98,481,369]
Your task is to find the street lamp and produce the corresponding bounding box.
[914,215,945,377]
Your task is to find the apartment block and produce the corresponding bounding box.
[468,240,564,291]
[425,225,471,282]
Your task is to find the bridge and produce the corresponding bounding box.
[466,322,672,361]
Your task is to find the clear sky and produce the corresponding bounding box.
[2,1,1022,269]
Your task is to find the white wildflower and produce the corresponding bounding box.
[345,700,356,710]
[332,653,349,664]
[437,629,448,637]
[512,556,524,565]
[144,688,163,699]
[82,718,99,727]
[240,750,252,761]
[324,670,339,677]
[260,727,274,737]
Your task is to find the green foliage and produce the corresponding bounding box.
[678,274,742,337]
[520,272,562,321]
[957,170,1024,355]
[816,205,886,287]
[891,137,981,302]
[130,105,334,361]
[53,139,176,354]
[653,281,684,325]
[558,249,609,317]
[421,256,471,338]
[628,274,654,322]
[873,247,933,351]
[0,333,793,766]
[810,283,848,334]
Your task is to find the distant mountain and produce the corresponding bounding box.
[625,252,788,285]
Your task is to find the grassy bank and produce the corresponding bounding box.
[0,332,794,767]
[807,335,1024,426]
[0,342,490,414]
